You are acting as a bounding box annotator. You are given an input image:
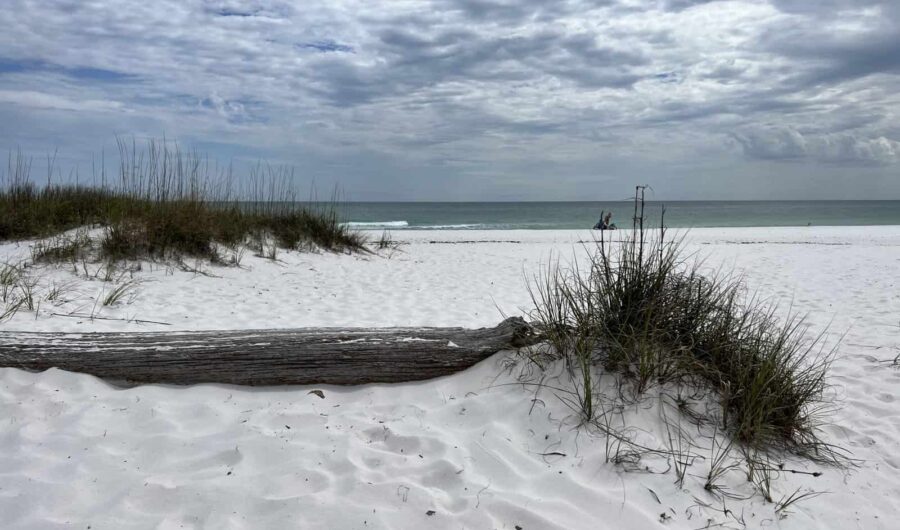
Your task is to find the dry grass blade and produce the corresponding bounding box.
[0,296,26,322]
[102,279,139,307]
[1,261,21,302]
[775,488,827,515]
[17,276,38,311]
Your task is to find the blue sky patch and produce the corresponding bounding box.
[68,67,134,82]
[299,40,354,53]
[0,58,43,74]
[213,8,260,17]
[0,57,135,83]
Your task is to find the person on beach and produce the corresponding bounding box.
[594,211,613,230]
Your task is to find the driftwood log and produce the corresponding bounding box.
[0,317,536,386]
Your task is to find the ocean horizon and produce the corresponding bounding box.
[335,200,900,230]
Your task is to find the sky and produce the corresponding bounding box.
[0,0,898,200]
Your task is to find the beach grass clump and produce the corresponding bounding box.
[100,201,223,261]
[101,279,139,307]
[262,207,366,252]
[0,157,116,240]
[1,141,366,261]
[0,262,21,304]
[31,231,92,264]
[528,187,834,455]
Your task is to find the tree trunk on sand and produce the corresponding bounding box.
[0,317,537,386]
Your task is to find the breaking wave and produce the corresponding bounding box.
[344,221,410,228]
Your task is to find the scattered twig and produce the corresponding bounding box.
[49,312,171,325]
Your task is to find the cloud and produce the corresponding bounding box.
[758,3,900,88]
[0,90,124,112]
[662,0,721,12]
[769,0,887,15]
[733,126,900,165]
[0,0,898,199]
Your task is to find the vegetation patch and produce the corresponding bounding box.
[1,140,367,263]
[523,186,845,515]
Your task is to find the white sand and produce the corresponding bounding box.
[1,226,899,528]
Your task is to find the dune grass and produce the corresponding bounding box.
[527,187,837,458]
[1,140,366,262]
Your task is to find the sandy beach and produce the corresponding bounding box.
[2,226,898,333]
[2,226,899,529]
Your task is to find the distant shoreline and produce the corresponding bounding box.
[335,200,900,230]
[346,223,900,230]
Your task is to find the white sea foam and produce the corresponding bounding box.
[413,223,486,229]
[344,220,409,228]
[345,221,487,230]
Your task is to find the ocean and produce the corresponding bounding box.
[338,201,900,230]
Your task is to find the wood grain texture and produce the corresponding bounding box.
[0,317,536,386]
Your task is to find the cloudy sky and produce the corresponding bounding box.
[1,0,898,200]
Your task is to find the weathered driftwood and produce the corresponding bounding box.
[0,317,536,386]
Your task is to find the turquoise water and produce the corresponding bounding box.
[337,201,900,230]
